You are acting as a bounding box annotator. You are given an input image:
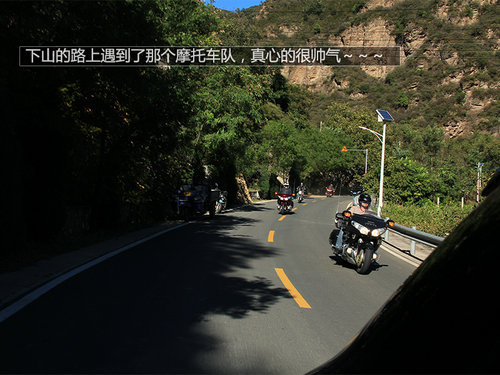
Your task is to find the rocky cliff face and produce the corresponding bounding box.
[436,0,496,26]
[248,0,498,137]
[280,16,405,89]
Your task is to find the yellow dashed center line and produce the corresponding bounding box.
[268,230,275,242]
[292,207,297,211]
[275,268,311,309]
[278,216,286,221]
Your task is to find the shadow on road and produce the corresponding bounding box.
[0,213,291,373]
[230,203,273,213]
[328,255,388,273]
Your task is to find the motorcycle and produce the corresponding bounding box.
[215,190,228,214]
[325,186,335,197]
[330,210,395,274]
[276,191,294,214]
[297,189,305,203]
[174,184,220,221]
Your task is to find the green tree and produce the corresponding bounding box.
[396,91,409,108]
[298,127,356,188]
[2,0,220,257]
[360,156,433,204]
[258,120,300,180]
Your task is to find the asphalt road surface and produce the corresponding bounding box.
[0,196,417,374]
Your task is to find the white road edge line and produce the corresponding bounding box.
[0,222,190,323]
[380,244,421,268]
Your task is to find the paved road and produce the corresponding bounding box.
[0,196,417,374]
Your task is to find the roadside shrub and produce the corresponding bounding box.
[382,201,476,237]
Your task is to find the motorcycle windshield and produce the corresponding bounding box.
[351,214,386,229]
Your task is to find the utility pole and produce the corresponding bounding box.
[477,162,484,203]
[341,147,368,174]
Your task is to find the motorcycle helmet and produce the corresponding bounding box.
[358,193,372,206]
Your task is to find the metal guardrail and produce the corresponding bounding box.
[385,223,444,255]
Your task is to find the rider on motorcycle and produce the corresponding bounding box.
[296,182,306,202]
[277,183,294,210]
[333,193,375,252]
[280,183,292,195]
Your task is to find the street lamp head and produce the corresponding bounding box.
[376,109,394,123]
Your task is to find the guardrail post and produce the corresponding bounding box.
[410,226,416,255]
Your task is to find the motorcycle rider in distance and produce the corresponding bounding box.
[326,183,335,197]
[296,182,306,202]
[333,193,375,252]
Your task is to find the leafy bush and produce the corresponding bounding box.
[382,201,476,237]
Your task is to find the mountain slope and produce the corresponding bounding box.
[223,0,499,138]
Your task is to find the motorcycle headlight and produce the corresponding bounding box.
[371,227,386,237]
[352,221,370,235]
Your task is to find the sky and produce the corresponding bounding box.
[204,0,264,12]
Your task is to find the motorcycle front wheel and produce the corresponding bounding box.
[356,248,374,274]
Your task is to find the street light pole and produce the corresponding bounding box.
[378,123,387,217]
[359,110,394,217]
[358,125,385,215]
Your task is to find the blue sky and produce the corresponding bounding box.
[204,0,264,12]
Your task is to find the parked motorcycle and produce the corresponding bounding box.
[215,190,228,214]
[325,186,335,197]
[174,184,220,221]
[276,190,294,214]
[330,210,394,274]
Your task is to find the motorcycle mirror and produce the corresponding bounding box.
[343,210,352,218]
